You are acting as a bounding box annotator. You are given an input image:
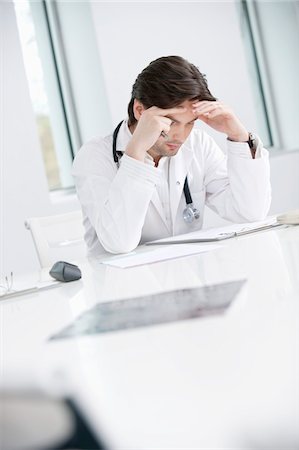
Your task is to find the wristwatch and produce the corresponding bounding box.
[247,132,257,158]
[247,132,257,150]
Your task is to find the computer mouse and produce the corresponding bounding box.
[49,261,82,282]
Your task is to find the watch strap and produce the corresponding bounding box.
[247,132,257,158]
[247,132,256,149]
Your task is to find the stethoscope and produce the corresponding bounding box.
[112,121,200,224]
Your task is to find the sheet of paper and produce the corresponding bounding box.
[101,244,221,268]
[147,216,279,245]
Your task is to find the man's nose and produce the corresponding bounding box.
[172,125,185,141]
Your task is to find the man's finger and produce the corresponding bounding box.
[159,117,172,125]
[194,104,222,115]
[152,106,187,116]
[192,101,220,112]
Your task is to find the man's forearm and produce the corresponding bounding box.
[94,155,160,253]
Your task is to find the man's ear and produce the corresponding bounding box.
[133,99,145,121]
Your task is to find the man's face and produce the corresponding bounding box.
[149,100,197,161]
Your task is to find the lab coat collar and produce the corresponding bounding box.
[115,120,132,152]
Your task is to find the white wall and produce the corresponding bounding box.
[90,1,260,148]
[269,151,299,215]
[1,1,298,277]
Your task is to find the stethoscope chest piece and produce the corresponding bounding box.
[183,204,200,224]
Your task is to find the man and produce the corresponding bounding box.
[72,56,271,255]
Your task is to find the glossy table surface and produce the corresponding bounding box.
[1,225,299,449]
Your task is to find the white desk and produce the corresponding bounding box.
[1,226,299,449]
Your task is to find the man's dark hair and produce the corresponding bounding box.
[127,55,217,125]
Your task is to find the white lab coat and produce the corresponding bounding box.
[72,121,271,255]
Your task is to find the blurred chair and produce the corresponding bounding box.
[1,390,105,450]
[25,211,87,269]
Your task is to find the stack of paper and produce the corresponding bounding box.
[101,244,221,268]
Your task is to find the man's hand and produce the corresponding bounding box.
[192,101,249,142]
[125,106,186,162]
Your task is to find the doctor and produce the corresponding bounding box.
[73,56,271,255]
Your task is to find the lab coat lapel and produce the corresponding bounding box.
[150,189,170,230]
[169,142,194,227]
[116,121,170,230]
[115,120,132,152]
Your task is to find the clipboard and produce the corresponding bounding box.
[146,232,235,245]
[146,220,284,246]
